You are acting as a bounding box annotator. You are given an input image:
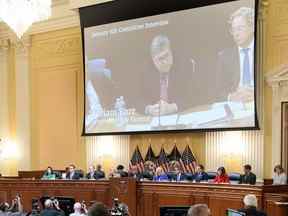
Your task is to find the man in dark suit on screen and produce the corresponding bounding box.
[217,7,255,103]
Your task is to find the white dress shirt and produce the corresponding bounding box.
[272,172,287,185]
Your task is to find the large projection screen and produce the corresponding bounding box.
[80,0,259,135]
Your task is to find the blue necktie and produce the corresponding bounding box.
[242,48,251,86]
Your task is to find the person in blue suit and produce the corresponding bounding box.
[194,164,209,182]
[153,167,169,182]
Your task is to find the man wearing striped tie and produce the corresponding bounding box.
[217,7,255,103]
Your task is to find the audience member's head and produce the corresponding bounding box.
[73,202,82,213]
[274,164,285,175]
[229,7,254,48]
[151,35,173,73]
[0,202,9,212]
[187,204,210,216]
[217,167,226,176]
[44,199,53,209]
[243,194,258,208]
[243,164,252,174]
[88,202,109,216]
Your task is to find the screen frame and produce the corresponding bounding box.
[80,0,260,136]
[226,209,246,216]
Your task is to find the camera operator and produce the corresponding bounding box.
[8,195,23,214]
[0,195,24,216]
[69,202,87,216]
[40,199,65,216]
[110,199,130,216]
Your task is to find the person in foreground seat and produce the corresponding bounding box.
[213,167,230,184]
[40,199,65,216]
[239,164,256,185]
[238,194,267,216]
[187,204,211,216]
[69,202,87,216]
[88,202,109,216]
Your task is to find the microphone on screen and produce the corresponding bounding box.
[190,58,196,73]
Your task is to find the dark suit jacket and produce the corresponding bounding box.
[239,172,256,185]
[40,208,65,216]
[66,171,82,180]
[86,170,105,179]
[217,46,241,101]
[194,172,209,182]
[238,207,267,216]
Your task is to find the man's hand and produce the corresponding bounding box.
[145,100,178,116]
[228,87,254,103]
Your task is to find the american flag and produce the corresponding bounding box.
[157,147,169,172]
[145,145,157,164]
[129,146,144,173]
[180,145,197,174]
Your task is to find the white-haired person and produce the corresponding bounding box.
[187,204,210,216]
[273,164,287,185]
[70,202,87,216]
[238,194,267,216]
[40,199,65,216]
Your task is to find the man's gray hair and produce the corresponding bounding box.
[150,35,171,56]
[229,7,255,27]
[243,194,258,207]
[44,199,53,208]
[187,204,209,216]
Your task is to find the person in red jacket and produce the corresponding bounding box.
[214,166,230,184]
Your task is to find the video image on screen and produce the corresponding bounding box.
[83,0,257,134]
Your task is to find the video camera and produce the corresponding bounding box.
[110,198,129,216]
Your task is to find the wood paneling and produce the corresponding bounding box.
[0,179,287,216]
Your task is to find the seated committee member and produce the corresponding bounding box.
[42,166,58,180]
[213,167,230,184]
[86,165,105,180]
[153,167,169,182]
[217,7,255,103]
[95,164,105,179]
[273,164,287,185]
[194,165,209,182]
[173,161,187,182]
[239,164,256,185]
[86,165,96,180]
[66,164,82,180]
[238,194,267,216]
[142,161,155,180]
[117,165,128,177]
